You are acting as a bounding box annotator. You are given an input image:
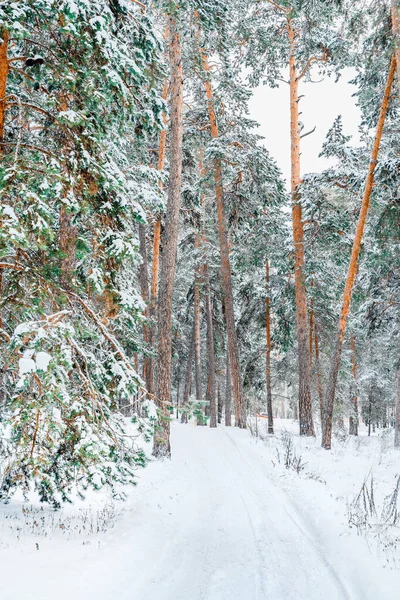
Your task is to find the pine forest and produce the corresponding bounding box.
[0,1,400,599]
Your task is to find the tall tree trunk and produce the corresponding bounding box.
[0,29,9,332]
[309,307,314,370]
[138,223,151,391]
[201,47,245,428]
[0,29,8,150]
[176,374,180,419]
[287,18,314,437]
[148,66,169,398]
[153,14,183,457]
[349,336,359,436]
[194,148,207,424]
[314,321,325,426]
[205,266,217,428]
[391,1,400,100]
[181,324,195,424]
[395,369,400,448]
[225,347,232,426]
[193,251,203,419]
[367,386,374,437]
[217,377,223,424]
[322,56,396,450]
[265,260,274,434]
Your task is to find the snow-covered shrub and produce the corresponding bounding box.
[348,473,400,568]
[276,430,307,474]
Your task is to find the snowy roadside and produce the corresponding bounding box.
[0,419,399,600]
[245,417,400,570]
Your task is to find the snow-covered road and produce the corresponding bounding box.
[1,422,399,599]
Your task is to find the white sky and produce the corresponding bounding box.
[248,68,362,188]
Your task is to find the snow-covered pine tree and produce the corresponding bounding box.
[241,0,349,436]
[0,0,163,505]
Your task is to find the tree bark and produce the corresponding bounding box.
[148,63,169,398]
[265,260,274,434]
[391,1,400,100]
[395,369,400,448]
[217,377,223,424]
[0,29,9,331]
[287,18,314,437]
[181,324,195,424]
[322,56,396,450]
[193,249,203,414]
[349,335,359,436]
[153,14,183,457]
[314,321,325,427]
[138,223,151,391]
[225,346,232,426]
[201,47,245,428]
[195,148,208,425]
[0,29,9,149]
[205,266,217,428]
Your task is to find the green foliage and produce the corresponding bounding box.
[0,0,162,504]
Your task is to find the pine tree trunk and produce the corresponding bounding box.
[205,266,217,428]
[288,19,314,437]
[322,56,396,450]
[201,47,245,428]
[349,336,359,436]
[139,223,151,391]
[314,321,325,427]
[181,324,195,424]
[0,29,8,331]
[148,71,169,398]
[395,369,400,448]
[0,29,8,150]
[309,307,314,370]
[265,260,274,434]
[225,348,232,426]
[195,148,208,424]
[176,375,180,419]
[391,1,400,100]
[367,387,373,437]
[153,14,183,457]
[217,377,223,424]
[193,250,203,420]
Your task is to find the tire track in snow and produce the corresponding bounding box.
[220,427,353,599]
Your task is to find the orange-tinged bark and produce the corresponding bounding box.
[153,14,183,457]
[148,61,169,397]
[0,29,9,148]
[391,1,400,100]
[288,17,314,437]
[322,56,396,450]
[151,42,169,302]
[0,29,8,330]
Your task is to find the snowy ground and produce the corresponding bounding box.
[1,419,400,600]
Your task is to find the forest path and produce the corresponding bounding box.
[102,422,394,600]
[1,422,398,600]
